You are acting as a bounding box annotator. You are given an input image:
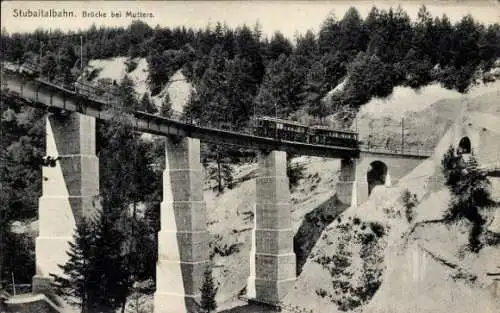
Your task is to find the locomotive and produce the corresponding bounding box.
[254,116,358,148]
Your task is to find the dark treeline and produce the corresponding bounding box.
[2,5,499,127]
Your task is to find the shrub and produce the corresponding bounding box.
[360,233,375,245]
[210,234,243,257]
[86,68,100,81]
[369,222,385,238]
[401,189,418,223]
[126,59,138,73]
[287,154,306,191]
[200,265,217,313]
[441,146,495,252]
[316,288,328,298]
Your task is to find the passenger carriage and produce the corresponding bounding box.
[309,125,358,147]
[254,116,309,142]
[254,116,358,148]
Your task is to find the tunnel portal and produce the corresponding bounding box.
[367,161,388,195]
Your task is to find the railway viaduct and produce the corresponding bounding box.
[336,151,428,208]
[2,70,429,312]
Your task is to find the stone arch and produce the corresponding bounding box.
[366,161,389,195]
[457,136,472,155]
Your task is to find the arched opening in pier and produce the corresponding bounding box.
[457,137,472,155]
[367,161,389,195]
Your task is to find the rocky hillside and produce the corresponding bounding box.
[355,81,500,151]
[282,89,500,313]
[83,57,193,112]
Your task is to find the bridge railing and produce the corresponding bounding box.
[2,65,439,158]
[481,161,500,169]
[478,161,500,175]
[359,144,433,157]
[4,64,377,153]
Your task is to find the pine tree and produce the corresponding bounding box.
[318,11,339,54]
[223,57,256,129]
[413,5,436,62]
[50,211,136,313]
[140,92,156,114]
[39,51,57,80]
[58,42,78,84]
[127,287,149,313]
[222,163,234,190]
[441,147,495,252]
[234,25,264,83]
[303,61,328,120]
[147,48,170,96]
[97,103,157,310]
[335,7,367,58]
[320,51,348,91]
[117,75,139,112]
[342,52,395,108]
[160,93,173,118]
[295,30,318,61]
[1,104,44,285]
[398,48,433,88]
[265,31,293,61]
[212,145,231,193]
[200,265,217,313]
[197,45,229,126]
[94,212,132,312]
[254,54,307,118]
[50,216,100,313]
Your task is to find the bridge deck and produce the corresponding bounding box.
[1,69,432,159]
[2,71,359,159]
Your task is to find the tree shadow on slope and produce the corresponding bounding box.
[294,194,349,275]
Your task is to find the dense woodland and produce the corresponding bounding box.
[2,6,500,124]
[1,5,499,312]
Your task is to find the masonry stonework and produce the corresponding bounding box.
[33,113,99,293]
[336,153,425,207]
[254,150,296,305]
[154,137,209,313]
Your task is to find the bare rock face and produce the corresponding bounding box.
[281,84,500,313]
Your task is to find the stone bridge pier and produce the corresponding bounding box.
[33,112,100,293]
[336,152,427,207]
[154,137,209,313]
[253,150,296,305]
[33,117,296,312]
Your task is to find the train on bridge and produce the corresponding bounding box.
[254,116,358,147]
[2,60,359,149]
